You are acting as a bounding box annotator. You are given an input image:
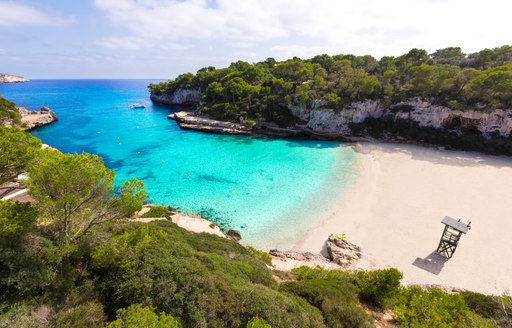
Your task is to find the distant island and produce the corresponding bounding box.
[0,73,29,83]
[150,45,512,155]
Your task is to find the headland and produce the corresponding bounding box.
[0,73,29,83]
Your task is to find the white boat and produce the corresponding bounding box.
[131,103,146,109]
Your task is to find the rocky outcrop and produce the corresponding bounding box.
[270,249,329,262]
[169,111,252,135]
[292,99,512,139]
[326,234,362,267]
[19,107,58,130]
[269,249,341,270]
[226,229,242,241]
[0,73,29,83]
[150,89,202,106]
[291,100,384,135]
[269,235,362,270]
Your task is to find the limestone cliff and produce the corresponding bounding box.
[0,74,29,83]
[151,88,512,154]
[291,99,512,139]
[150,89,202,106]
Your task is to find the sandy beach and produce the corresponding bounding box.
[296,142,512,296]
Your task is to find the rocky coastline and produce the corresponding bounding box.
[19,106,58,130]
[0,73,29,83]
[168,111,252,135]
[168,110,356,140]
[150,89,201,106]
[152,89,512,155]
[135,204,363,271]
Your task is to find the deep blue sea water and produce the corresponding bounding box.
[0,80,358,249]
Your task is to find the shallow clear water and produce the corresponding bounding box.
[1,80,358,249]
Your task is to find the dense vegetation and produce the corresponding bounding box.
[140,205,173,218]
[1,124,511,327]
[150,46,512,127]
[0,97,21,126]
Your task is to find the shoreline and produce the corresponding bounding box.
[294,142,512,295]
[16,97,512,294]
[19,107,58,130]
[167,110,354,141]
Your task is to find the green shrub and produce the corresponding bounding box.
[292,266,353,284]
[55,301,106,328]
[246,246,272,265]
[90,221,279,327]
[0,202,61,304]
[280,279,373,328]
[141,205,172,218]
[0,127,42,184]
[106,304,178,328]
[202,103,240,121]
[394,287,496,328]
[247,316,272,328]
[461,291,512,327]
[0,302,51,328]
[234,283,326,328]
[0,97,21,126]
[355,268,403,308]
[466,312,500,328]
[461,291,503,319]
[242,119,256,128]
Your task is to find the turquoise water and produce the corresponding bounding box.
[0,80,358,249]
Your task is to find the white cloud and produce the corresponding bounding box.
[0,2,74,26]
[94,0,511,59]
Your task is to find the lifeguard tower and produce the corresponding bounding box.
[436,216,470,258]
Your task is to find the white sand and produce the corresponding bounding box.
[171,212,227,238]
[134,205,226,238]
[296,143,512,295]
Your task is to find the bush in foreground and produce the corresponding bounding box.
[355,268,403,308]
[107,304,178,328]
[141,205,173,218]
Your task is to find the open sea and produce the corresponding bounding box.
[0,79,358,249]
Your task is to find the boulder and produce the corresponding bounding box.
[326,234,362,266]
[226,229,242,241]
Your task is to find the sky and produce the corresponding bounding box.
[0,0,510,79]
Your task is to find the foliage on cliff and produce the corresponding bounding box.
[150,46,512,126]
[0,127,509,327]
[0,127,41,184]
[0,97,21,126]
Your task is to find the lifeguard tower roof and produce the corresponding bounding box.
[442,216,470,234]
